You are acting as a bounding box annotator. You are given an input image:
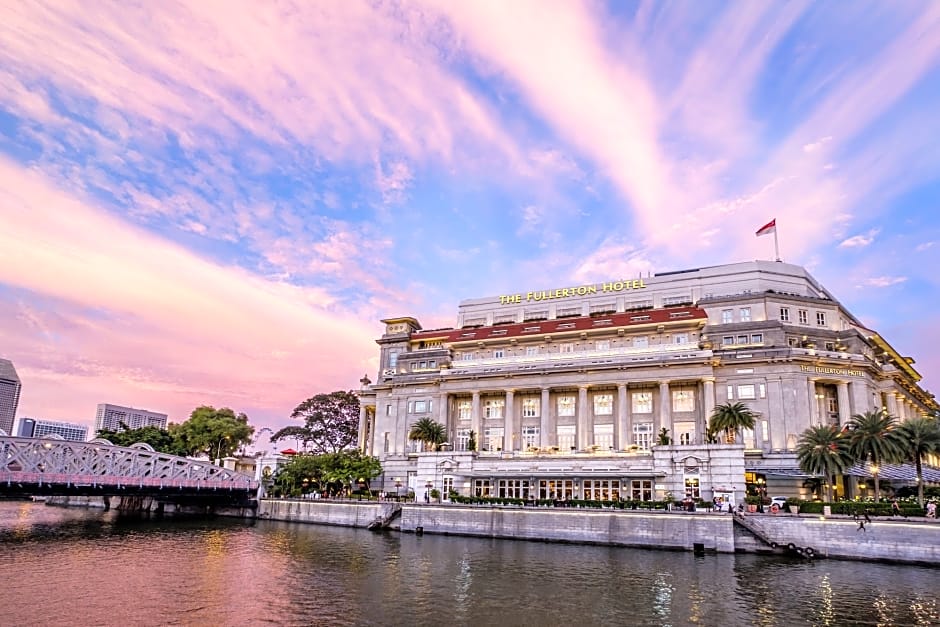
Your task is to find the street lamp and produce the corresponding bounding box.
[215,436,230,465]
[425,480,433,504]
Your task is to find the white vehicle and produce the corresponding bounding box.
[770,496,788,509]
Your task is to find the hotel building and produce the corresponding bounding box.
[357,261,938,503]
[94,403,168,434]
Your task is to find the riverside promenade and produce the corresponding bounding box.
[257,499,940,566]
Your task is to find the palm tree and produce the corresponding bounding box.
[408,417,447,452]
[708,402,757,444]
[847,410,904,501]
[796,425,853,502]
[897,417,940,507]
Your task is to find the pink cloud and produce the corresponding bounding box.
[0,158,380,430]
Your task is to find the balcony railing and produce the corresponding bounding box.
[449,343,711,374]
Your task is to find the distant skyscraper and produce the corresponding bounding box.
[0,358,22,435]
[16,417,88,442]
[94,403,168,434]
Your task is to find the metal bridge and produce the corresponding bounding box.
[0,436,258,504]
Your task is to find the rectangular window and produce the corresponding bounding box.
[740,307,751,322]
[595,340,611,351]
[526,346,539,356]
[557,395,576,417]
[737,335,749,344]
[672,390,695,412]
[817,312,827,326]
[522,425,540,449]
[798,309,808,324]
[483,427,504,452]
[722,336,735,346]
[559,343,574,354]
[493,349,504,358]
[721,309,733,324]
[633,422,653,450]
[633,336,649,348]
[483,399,504,419]
[593,423,614,450]
[462,352,474,361]
[442,477,454,500]
[539,479,574,500]
[788,337,799,347]
[386,404,393,416]
[825,341,835,351]
[631,479,653,501]
[759,384,766,399]
[673,333,689,344]
[727,386,734,400]
[497,479,530,499]
[738,384,756,400]
[522,398,539,418]
[632,391,653,414]
[473,479,492,498]
[557,424,576,451]
[593,393,614,415]
[675,421,695,446]
[750,334,763,344]
[388,350,399,368]
[684,476,701,499]
[780,307,790,322]
[457,400,472,420]
[583,479,620,501]
[411,400,428,413]
[456,428,470,452]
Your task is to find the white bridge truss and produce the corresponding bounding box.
[0,436,258,492]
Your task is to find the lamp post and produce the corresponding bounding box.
[215,436,230,465]
[425,480,433,504]
[871,464,879,502]
[395,478,402,502]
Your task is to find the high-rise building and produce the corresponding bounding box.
[0,358,22,435]
[16,417,88,442]
[94,403,168,434]
[358,260,938,503]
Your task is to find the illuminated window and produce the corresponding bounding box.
[632,392,653,413]
[740,307,751,322]
[456,428,470,451]
[522,398,539,418]
[672,390,695,412]
[483,399,504,419]
[593,423,614,449]
[631,480,653,501]
[457,400,472,420]
[633,423,653,450]
[522,425,539,449]
[557,395,576,417]
[583,478,620,501]
[557,425,576,450]
[483,427,504,452]
[593,394,613,415]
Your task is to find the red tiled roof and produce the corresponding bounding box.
[411,306,706,344]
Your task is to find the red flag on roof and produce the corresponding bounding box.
[756,219,776,237]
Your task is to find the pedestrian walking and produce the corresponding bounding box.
[856,518,866,532]
[891,499,903,517]
[926,502,936,519]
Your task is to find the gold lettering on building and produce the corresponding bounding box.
[500,279,646,305]
[800,365,864,377]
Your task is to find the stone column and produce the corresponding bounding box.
[471,391,481,451]
[358,405,368,452]
[540,387,551,448]
[617,384,628,450]
[886,392,899,418]
[437,392,457,446]
[659,381,671,440]
[836,382,850,426]
[702,377,716,445]
[503,389,515,452]
[808,380,819,426]
[578,386,589,450]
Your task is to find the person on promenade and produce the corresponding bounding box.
[856,516,866,532]
[891,499,903,517]
[926,502,936,519]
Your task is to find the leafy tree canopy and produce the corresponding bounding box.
[796,424,853,502]
[408,417,447,451]
[275,449,382,496]
[271,391,360,454]
[709,402,757,443]
[95,425,186,456]
[170,406,254,458]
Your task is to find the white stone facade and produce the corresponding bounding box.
[358,261,937,502]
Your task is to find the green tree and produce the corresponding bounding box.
[271,391,359,454]
[709,402,757,444]
[171,406,254,459]
[467,429,477,452]
[95,425,186,456]
[896,417,940,506]
[847,410,904,501]
[796,425,853,502]
[275,449,382,497]
[408,417,447,452]
[657,427,671,446]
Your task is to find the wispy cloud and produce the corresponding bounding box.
[860,276,908,288]
[839,229,881,249]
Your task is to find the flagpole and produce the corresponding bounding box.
[773,227,780,262]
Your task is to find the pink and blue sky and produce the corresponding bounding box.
[1,1,939,435]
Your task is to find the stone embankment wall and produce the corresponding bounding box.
[256,500,940,565]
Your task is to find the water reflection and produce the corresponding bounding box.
[0,501,938,627]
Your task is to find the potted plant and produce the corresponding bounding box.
[745,495,761,513]
[429,488,441,503]
[786,497,801,514]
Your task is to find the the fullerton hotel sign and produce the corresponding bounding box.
[499,279,648,305]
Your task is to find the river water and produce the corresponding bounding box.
[0,501,937,626]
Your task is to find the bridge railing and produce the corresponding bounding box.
[1,436,258,491]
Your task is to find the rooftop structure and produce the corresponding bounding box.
[0,358,22,435]
[94,403,168,434]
